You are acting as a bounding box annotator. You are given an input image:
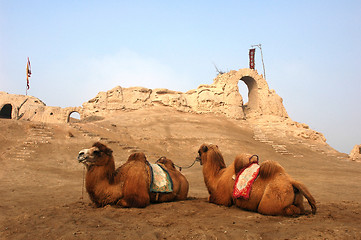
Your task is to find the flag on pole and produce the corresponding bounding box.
[26,57,31,90]
[249,48,255,69]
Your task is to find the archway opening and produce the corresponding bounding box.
[0,104,12,119]
[68,111,81,123]
[238,76,258,116]
[238,81,249,105]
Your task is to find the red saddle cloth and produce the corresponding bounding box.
[233,163,260,199]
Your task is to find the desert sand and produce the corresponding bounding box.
[1,107,360,239]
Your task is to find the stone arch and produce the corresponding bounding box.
[0,104,13,119]
[212,68,288,119]
[239,76,259,116]
[67,111,81,123]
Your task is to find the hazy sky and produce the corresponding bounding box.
[1,1,360,154]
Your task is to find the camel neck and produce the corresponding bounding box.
[86,158,116,190]
[203,161,225,178]
[202,152,226,191]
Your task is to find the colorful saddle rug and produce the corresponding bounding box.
[149,163,173,193]
[233,163,260,199]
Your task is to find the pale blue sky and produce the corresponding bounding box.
[1,0,360,154]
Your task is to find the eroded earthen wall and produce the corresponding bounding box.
[82,68,289,120]
[1,69,288,123]
[0,91,81,123]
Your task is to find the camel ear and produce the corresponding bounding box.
[105,148,113,156]
[202,145,208,152]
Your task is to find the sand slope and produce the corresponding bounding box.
[1,107,360,239]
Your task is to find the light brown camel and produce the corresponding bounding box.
[196,143,317,216]
[77,142,150,208]
[77,142,189,207]
[151,157,189,202]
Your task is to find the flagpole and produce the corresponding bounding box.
[251,44,266,80]
[26,57,28,96]
[26,57,31,95]
[26,58,27,95]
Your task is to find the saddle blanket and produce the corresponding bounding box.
[233,163,260,199]
[149,163,173,193]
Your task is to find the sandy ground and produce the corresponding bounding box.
[1,107,360,239]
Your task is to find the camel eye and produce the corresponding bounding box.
[93,150,100,156]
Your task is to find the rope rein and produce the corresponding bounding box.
[173,158,200,171]
[81,166,85,200]
[173,154,259,171]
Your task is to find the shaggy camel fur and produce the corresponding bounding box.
[77,142,151,208]
[197,144,317,216]
[151,157,189,202]
[77,142,189,208]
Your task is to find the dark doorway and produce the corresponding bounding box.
[0,104,12,119]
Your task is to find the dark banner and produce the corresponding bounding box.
[26,57,31,90]
[249,48,255,69]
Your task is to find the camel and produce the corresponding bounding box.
[77,142,150,208]
[151,157,189,202]
[196,143,317,216]
[77,142,189,208]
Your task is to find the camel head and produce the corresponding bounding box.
[156,156,176,170]
[77,142,113,166]
[196,143,225,167]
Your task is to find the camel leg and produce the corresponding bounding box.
[283,204,302,216]
[280,189,306,216]
[257,182,295,216]
[293,191,305,214]
[116,198,131,208]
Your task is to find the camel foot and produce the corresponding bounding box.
[283,205,302,216]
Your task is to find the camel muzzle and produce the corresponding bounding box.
[196,156,202,165]
[77,149,88,163]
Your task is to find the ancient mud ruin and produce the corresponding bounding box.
[3,68,357,158]
[0,92,81,123]
[0,68,288,123]
[350,144,361,161]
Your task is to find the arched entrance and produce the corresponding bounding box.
[238,76,258,116]
[238,81,249,105]
[67,111,81,123]
[0,104,12,119]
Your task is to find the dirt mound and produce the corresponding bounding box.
[1,107,360,239]
[2,200,361,240]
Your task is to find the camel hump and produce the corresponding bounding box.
[234,154,259,174]
[292,180,317,214]
[258,160,285,179]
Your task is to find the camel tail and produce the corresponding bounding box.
[292,180,317,214]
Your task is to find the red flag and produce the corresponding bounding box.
[249,48,255,69]
[26,57,31,90]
